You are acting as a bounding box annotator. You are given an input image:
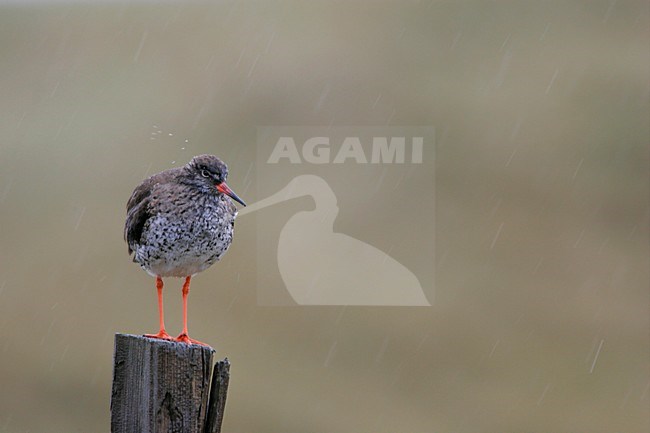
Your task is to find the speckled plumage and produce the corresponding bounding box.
[125,155,239,278]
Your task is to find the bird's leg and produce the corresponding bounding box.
[176,276,208,346]
[144,276,173,341]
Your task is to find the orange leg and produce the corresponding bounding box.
[176,276,208,346]
[144,276,173,341]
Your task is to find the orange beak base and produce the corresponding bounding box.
[217,182,246,206]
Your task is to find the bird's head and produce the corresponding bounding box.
[187,154,246,206]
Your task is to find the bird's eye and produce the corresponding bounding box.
[201,170,210,178]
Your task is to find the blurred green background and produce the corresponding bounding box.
[0,1,648,432]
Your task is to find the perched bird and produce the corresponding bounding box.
[124,155,246,345]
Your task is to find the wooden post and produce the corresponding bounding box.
[110,334,231,433]
[205,359,231,433]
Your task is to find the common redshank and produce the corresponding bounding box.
[124,154,246,345]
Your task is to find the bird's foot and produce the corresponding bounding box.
[144,330,174,341]
[175,333,209,346]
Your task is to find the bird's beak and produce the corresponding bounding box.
[217,182,246,206]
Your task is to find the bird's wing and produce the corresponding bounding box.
[126,177,152,214]
[124,171,169,255]
[125,199,151,255]
[124,182,153,255]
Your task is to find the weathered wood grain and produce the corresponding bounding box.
[204,358,231,433]
[110,334,214,433]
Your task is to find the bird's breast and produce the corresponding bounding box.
[134,194,236,277]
